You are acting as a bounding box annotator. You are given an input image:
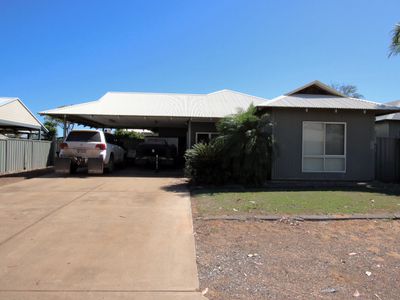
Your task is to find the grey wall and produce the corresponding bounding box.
[270,109,376,181]
[155,122,217,152]
[388,121,400,138]
[375,121,400,138]
[190,122,217,147]
[375,122,390,138]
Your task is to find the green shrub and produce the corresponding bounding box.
[184,142,227,185]
[185,105,274,186]
[215,105,274,185]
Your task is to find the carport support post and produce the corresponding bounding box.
[63,114,67,139]
[187,119,192,149]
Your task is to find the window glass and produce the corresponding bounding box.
[66,131,101,142]
[325,124,345,155]
[303,157,324,172]
[210,133,219,140]
[303,123,324,155]
[302,122,346,173]
[197,134,210,144]
[325,158,345,172]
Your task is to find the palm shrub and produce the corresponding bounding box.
[389,23,400,57]
[185,104,274,185]
[214,104,274,185]
[184,142,226,185]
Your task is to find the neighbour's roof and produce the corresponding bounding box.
[0,98,18,106]
[257,80,400,115]
[0,97,48,131]
[375,100,400,122]
[40,89,267,119]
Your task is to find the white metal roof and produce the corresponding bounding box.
[375,100,400,121]
[0,97,48,131]
[40,89,267,119]
[257,81,400,115]
[258,94,399,111]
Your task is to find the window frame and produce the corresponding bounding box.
[302,121,347,173]
[195,132,218,144]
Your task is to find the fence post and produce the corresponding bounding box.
[5,139,8,173]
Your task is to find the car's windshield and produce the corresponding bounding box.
[66,131,101,142]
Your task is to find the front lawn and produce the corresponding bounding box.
[192,185,400,216]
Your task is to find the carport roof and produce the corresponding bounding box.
[39,90,267,128]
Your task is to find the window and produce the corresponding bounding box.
[302,122,346,172]
[195,132,218,144]
[66,131,101,142]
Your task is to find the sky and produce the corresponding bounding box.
[0,0,399,123]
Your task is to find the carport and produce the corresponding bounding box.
[39,90,266,155]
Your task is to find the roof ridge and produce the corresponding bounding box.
[284,80,346,97]
[40,99,100,114]
[209,89,270,102]
[0,97,18,107]
[105,91,206,97]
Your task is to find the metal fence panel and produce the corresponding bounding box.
[0,140,6,173]
[375,137,400,182]
[32,141,52,169]
[0,139,53,175]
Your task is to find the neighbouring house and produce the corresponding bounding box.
[375,100,400,138]
[0,97,48,139]
[40,81,400,181]
[0,97,52,175]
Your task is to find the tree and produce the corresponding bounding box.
[114,129,144,140]
[330,83,364,99]
[215,104,274,185]
[389,23,400,57]
[43,116,58,139]
[43,115,75,139]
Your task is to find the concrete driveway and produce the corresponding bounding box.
[0,170,206,299]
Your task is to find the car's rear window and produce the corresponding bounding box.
[66,131,101,142]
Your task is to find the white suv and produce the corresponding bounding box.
[59,130,125,172]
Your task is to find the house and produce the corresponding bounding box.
[39,90,265,157]
[0,98,52,175]
[40,81,400,181]
[375,100,400,138]
[0,97,48,139]
[257,81,399,181]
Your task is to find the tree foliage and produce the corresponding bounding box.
[215,105,274,184]
[43,116,58,139]
[114,129,144,140]
[43,115,75,138]
[330,83,364,99]
[389,23,400,57]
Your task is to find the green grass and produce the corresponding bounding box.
[192,187,400,216]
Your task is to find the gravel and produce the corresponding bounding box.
[194,219,400,300]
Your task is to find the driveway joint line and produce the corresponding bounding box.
[0,182,105,247]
